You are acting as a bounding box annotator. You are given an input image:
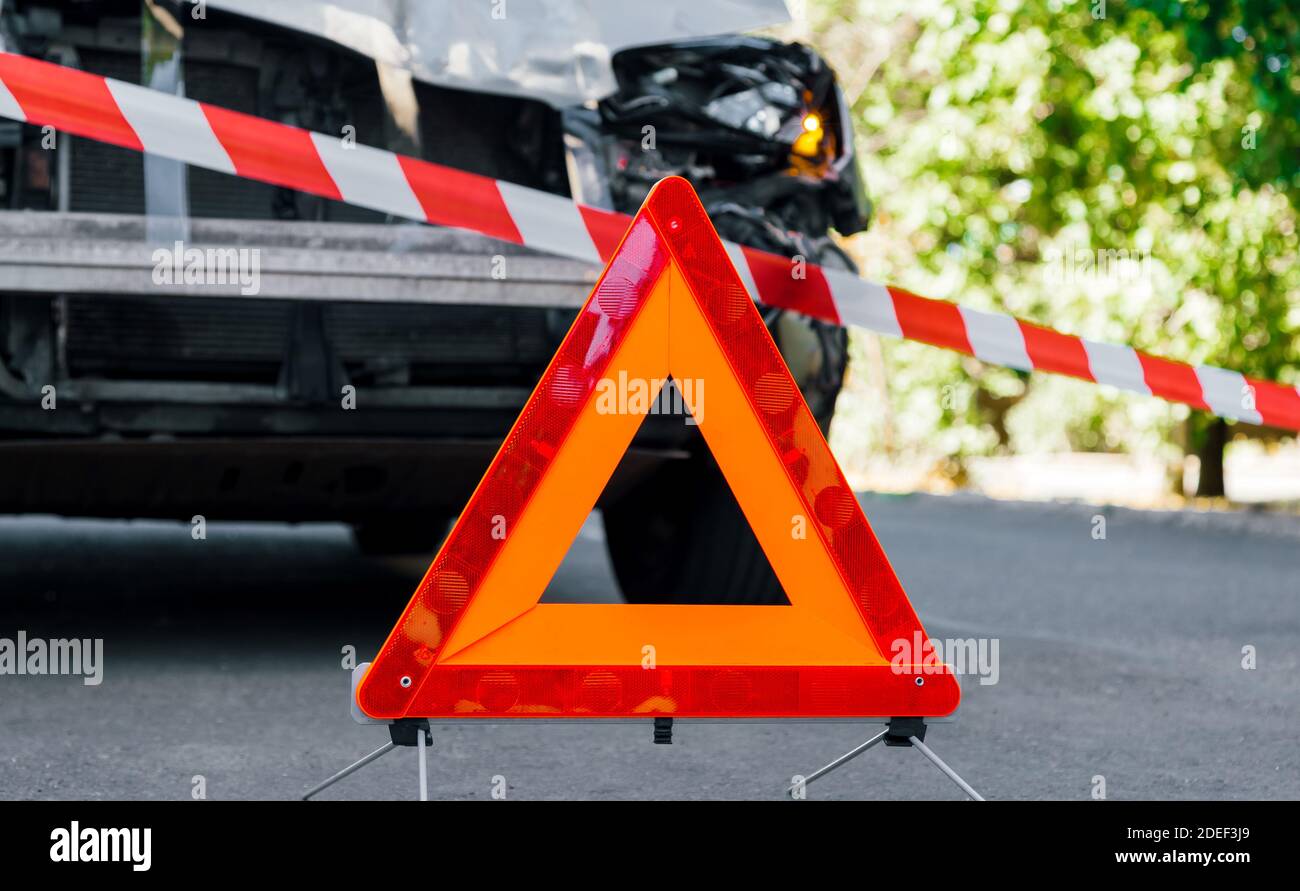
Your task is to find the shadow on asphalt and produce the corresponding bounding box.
[0,518,427,646]
[0,513,623,649]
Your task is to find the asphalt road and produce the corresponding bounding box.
[1,493,1296,800]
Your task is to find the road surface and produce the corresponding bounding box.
[1,493,1296,800]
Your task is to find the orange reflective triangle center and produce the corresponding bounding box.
[358,177,960,720]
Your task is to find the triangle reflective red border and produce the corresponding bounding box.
[358,177,959,720]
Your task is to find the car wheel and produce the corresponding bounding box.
[351,515,452,557]
[602,444,787,605]
[603,301,846,605]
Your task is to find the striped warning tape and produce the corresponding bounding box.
[1,51,1296,431]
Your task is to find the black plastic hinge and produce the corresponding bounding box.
[388,718,432,747]
[884,716,927,747]
[653,717,673,745]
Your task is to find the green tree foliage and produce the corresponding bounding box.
[799,0,1299,486]
[1132,0,1298,196]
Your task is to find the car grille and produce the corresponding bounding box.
[63,295,558,387]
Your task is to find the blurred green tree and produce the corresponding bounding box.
[1132,0,1298,198]
[798,0,1299,498]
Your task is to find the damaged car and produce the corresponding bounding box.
[0,0,870,604]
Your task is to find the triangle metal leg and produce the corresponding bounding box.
[909,735,984,801]
[302,719,433,801]
[787,729,888,797]
[301,742,396,801]
[789,719,985,801]
[417,724,429,802]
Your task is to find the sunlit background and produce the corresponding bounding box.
[767,0,1299,507]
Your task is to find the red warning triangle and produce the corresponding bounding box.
[358,177,959,720]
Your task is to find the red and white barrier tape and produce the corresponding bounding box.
[2,52,1297,431]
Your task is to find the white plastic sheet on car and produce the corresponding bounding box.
[207,0,792,107]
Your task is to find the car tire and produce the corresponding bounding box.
[602,444,788,605]
[603,304,846,606]
[351,515,452,556]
